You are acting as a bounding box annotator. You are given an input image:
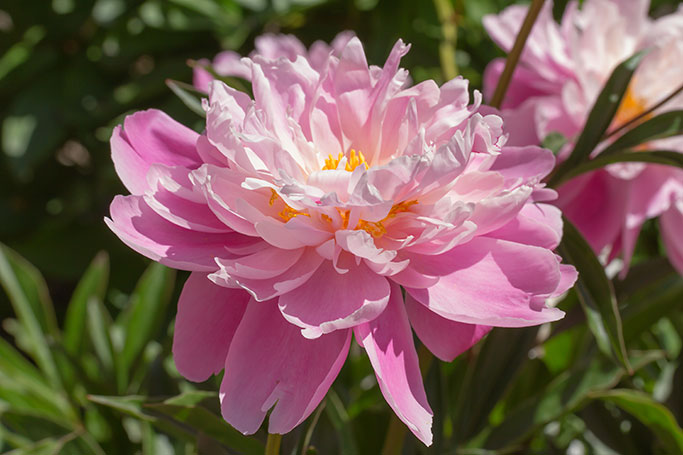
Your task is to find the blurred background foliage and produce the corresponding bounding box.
[1,0,683,454]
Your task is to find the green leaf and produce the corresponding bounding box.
[621,275,683,343]
[0,243,61,388]
[541,131,568,155]
[484,350,663,449]
[166,79,206,117]
[63,252,110,357]
[116,263,175,391]
[145,392,264,454]
[86,297,116,375]
[89,393,264,454]
[549,51,647,186]
[552,150,683,185]
[557,218,630,372]
[0,338,75,424]
[592,389,683,454]
[324,388,359,455]
[601,110,683,156]
[452,327,538,441]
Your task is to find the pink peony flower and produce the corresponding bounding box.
[483,0,683,275]
[193,31,355,92]
[107,36,576,445]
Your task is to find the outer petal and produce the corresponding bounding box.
[406,237,565,327]
[106,195,245,271]
[111,110,201,195]
[486,203,563,249]
[661,201,683,275]
[219,301,351,435]
[405,293,491,362]
[278,260,391,339]
[354,282,433,445]
[172,273,250,382]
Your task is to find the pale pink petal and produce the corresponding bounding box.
[406,237,565,327]
[405,293,491,362]
[220,301,351,434]
[172,273,249,382]
[211,248,324,302]
[661,201,683,275]
[354,282,433,445]
[111,110,201,194]
[278,260,391,339]
[486,203,563,249]
[106,195,242,271]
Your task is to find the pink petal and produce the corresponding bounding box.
[211,248,324,302]
[661,201,683,275]
[106,195,244,271]
[172,273,249,382]
[111,110,201,194]
[278,260,391,339]
[486,203,563,249]
[406,237,565,327]
[405,293,491,362]
[220,301,351,434]
[354,282,433,445]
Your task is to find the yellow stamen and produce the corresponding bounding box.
[321,149,369,172]
[269,189,309,221]
[320,200,418,238]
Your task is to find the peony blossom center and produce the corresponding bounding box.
[270,189,417,238]
[322,149,369,171]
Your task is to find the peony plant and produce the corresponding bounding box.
[106,35,577,444]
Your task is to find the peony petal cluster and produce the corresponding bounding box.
[193,31,355,92]
[107,35,577,445]
[484,0,683,275]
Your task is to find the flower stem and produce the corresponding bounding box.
[490,0,546,109]
[380,344,434,455]
[265,433,282,455]
[433,0,459,80]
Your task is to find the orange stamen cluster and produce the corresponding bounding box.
[269,189,418,239]
[322,149,369,172]
[269,189,310,222]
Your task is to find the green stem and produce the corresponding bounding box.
[380,344,434,455]
[433,0,459,80]
[265,433,282,455]
[490,0,546,109]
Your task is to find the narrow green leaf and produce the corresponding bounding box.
[87,395,150,421]
[592,389,683,454]
[452,327,538,441]
[166,79,205,117]
[116,263,175,390]
[621,275,683,342]
[484,350,663,449]
[0,338,74,423]
[602,110,683,156]
[86,298,116,375]
[63,251,109,357]
[146,398,264,454]
[0,244,61,388]
[557,218,630,372]
[324,388,359,455]
[552,149,683,185]
[549,51,647,186]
